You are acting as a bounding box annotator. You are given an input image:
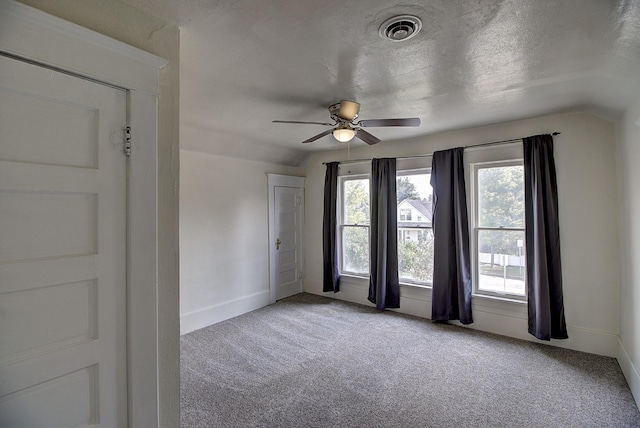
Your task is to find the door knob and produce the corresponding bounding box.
[276,238,281,250]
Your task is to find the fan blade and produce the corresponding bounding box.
[302,129,334,144]
[273,120,335,126]
[356,129,381,145]
[338,100,360,121]
[359,118,421,127]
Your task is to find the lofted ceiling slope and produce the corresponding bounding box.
[124,0,640,166]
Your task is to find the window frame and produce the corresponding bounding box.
[336,166,434,287]
[396,168,433,287]
[470,159,527,301]
[338,174,371,277]
[399,208,412,221]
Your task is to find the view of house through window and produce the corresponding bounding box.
[474,162,526,297]
[338,159,526,299]
[339,171,434,286]
[397,173,433,285]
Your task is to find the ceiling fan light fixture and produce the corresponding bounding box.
[273,100,420,145]
[333,128,356,142]
[338,100,360,121]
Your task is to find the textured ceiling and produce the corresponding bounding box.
[124,0,640,166]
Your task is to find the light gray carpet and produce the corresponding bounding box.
[181,293,640,427]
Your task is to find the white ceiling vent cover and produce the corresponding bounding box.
[379,15,422,42]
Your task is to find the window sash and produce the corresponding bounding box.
[396,169,433,285]
[472,160,526,300]
[338,169,434,285]
[340,224,369,276]
[338,175,371,276]
[397,225,434,286]
[336,156,530,303]
[399,209,412,221]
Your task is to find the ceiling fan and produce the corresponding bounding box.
[272,100,420,145]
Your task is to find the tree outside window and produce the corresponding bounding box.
[341,178,369,275]
[396,173,433,285]
[338,161,526,297]
[339,172,434,286]
[475,162,526,297]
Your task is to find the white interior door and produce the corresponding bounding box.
[274,186,303,301]
[0,55,127,427]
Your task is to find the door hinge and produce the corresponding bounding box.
[297,196,302,206]
[124,126,132,157]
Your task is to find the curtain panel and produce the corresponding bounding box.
[523,134,568,340]
[368,158,400,309]
[322,162,340,293]
[430,148,473,324]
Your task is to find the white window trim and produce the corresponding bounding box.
[337,166,434,287]
[336,147,531,307]
[338,174,370,277]
[396,168,433,287]
[470,159,527,302]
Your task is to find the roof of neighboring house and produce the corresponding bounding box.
[399,199,432,219]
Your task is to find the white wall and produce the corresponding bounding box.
[615,97,640,404]
[304,112,621,357]
[15,1,181,426]
[180,150,303,334]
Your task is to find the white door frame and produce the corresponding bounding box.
[267,174,305,304]
[0,1,164,426]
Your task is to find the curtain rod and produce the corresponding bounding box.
[322,132,561,165]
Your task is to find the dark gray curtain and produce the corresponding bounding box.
[430,148,473,324]
[322,162,340,293]
[368,158,400,309]
[524,134,568,340]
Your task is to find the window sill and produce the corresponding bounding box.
[400,282,431,289]
[472,293,526,305]
[339,274,432,290]
[337,275,526,320]
[339,273,368,285]
[340,275,525,307]
[471,293,527,318]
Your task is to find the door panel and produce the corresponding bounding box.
[0,279,97,365]
[0,55,127,427]
[274,186,303,300]
[0,366,98,428]
[0,191,97,262]
[0,86,98,168]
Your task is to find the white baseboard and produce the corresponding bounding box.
[180,290,271,335]
[618,338,640,408]
[306,279,618,357]
[461,312,619,357]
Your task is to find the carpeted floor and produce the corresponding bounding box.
[181,293,640,427]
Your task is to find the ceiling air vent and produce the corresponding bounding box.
[379,15,422,42]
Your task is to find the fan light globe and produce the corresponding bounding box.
[333,128,356,142]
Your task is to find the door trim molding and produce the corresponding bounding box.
[0,1,165,426]
[267,174,305,304]
[0,0,166,94]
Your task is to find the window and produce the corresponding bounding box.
[399,208,412,221]
[338,169,434,286]
[339,176,370,275]
[472,161,526,298]
[336,147,526,301]
[396,172,433,285]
